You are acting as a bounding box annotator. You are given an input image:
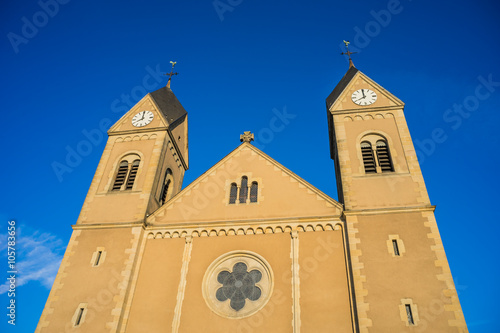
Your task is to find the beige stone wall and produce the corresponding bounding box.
[299,230,353,332]
[125,237,185,332]
[36,227,142,332]
[121,224,352,333]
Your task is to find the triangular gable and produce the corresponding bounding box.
[108,86,187,134]
[148,143,342,225]
[326,68,404,112]
[108,93,170,134]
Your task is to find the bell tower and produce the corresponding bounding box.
[327,58,468,331]
[36,78,189,332]
[77,84,188,224]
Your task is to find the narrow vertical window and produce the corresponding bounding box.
[239,177,248,203]
[361,142,376,173]
[125,159,140,190]
[229,183,238,204]
[75,308,84,326]
[250,182,258,203]
[405,304,415,325]
[392,240,400,256]
[94,251,102,266]
[161,179,171,205]
[376,140,394,172]
[159,169,173,205]
[112,161,129,190]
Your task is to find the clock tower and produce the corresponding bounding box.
[36,83,188,332]
[327,63,467,331]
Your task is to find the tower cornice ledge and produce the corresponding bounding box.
[342,205,436,216]
[328,104,404,115]
[72,221,146,230]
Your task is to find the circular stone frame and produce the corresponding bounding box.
[202,251,274,319]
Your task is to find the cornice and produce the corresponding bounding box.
[329,104,403,116]
[72,221,145,230]
[342,205,436,217]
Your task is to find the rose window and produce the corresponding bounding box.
[203,251,273,318]
[216,262,262,311]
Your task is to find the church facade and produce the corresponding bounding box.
[36,64,468,332]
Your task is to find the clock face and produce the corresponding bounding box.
[351,89,377,106]
[131,111,154,127]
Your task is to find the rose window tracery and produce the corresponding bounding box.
[216,262,262,311]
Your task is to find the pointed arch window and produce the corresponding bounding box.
[376,140,394,172]
[250,182,258,203]
[239,176,248,204]
[229,183,238,204]
[159,169,173,205]
[361,141,376,173]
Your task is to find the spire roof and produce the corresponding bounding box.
[149,86,187,125]
[325,66,359,110]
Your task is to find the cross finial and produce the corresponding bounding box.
[164,61,179,88]
[240,131,254,143]
[340,40,357,68]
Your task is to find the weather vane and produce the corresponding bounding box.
[340,40,357,68]
[164,61,178,88]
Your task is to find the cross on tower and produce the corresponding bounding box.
[340,40,357,68]
[164,61,179,88]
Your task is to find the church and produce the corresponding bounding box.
[36,56,468,332]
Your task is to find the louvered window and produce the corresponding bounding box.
[250,182,258,203]
[361,142,376,173]
[376,140,394,172]
[125,160,140,190]
[229,183,238,204]
[239,176,248,203]
[112,161,129,190]
[161,179,171,205]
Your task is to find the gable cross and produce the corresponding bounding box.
[240,131,254,143]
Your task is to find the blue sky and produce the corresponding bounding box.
[1,0,499,331]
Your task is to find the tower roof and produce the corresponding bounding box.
[325,66,359,110]
[149,86,187,125]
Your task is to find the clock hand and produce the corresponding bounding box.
[361,89,366,98]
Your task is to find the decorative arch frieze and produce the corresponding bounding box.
[146,221,343,239]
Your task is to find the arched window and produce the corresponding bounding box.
[239,176,248,204]
[361,142,376,173]
[360,134,394,174]
[112,161,129,190]
[111,155,141,191]
[376,140,394,172]
[229,183,238,204]
[250,182,258,203]
[125,159,140,190]
[159,169,173,205]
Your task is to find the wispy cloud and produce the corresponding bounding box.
[0,226,65,294]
